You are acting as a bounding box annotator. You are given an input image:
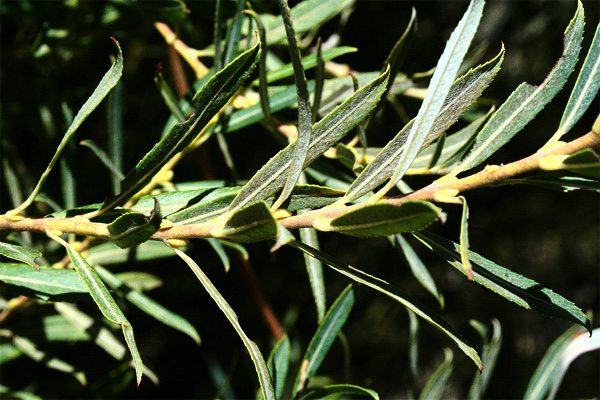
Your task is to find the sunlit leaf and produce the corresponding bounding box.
[213,201,278,243]
[0,242,41,270]
[107,198,162,249]
[0,263,87,301]
[300,384,379,400]
[502,176,600,192]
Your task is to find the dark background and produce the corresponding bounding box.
[1,1,598,398]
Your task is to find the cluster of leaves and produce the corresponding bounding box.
[1,0,599,398]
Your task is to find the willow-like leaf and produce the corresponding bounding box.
[550,23,600,143]
[314,201,443,238]
[300,385,379,400]
[98,42,260,215]
[0,263,87,301]
[415,231,591,332]
[107,198,162,249]
[449,2,584,176]
[272,0,313,211]
[392,234,444,308]
[458,196,473,279]
[172,248,275,399]
[47,232,143,385]
[86,240,177,265]
[244,10,272,120]
[288,240,482,369]
[0,242,41,270]
[9,39,123,216]
[108,80,123,194]
[95,265,201,344]
[370,0,485,201]
[154,71,186,122]
[418,348,453,400]
[467,319,501,399]
[223,0,245,66]
[502,176,600,192]
[562,148,600,178]
[80,139,125,181]
[228,68,389,212]
[266,335,291,400]
[292,284,356,396]
[213,201,278,243]
[344,46,503,201]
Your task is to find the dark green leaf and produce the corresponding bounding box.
[563,148,600,178]
[80,139,125,181]
[415,231,592,333]
[266,335,291,400]
[502,176,600,192]
[418,348,453,400]
[0,242,41,269]
[108,80,124,194]
[300,384,379,400]
[107,198,162,249]
[214,201,277,243]
[292,284,356,396]
[467,319,502,399]
[314,201,443,237]
[86,240,178,265]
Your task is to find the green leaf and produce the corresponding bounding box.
[95,265,201,344]
[344,46,503,201]
[172,248,275,400]
[300,384,379,400]
[418,348,453,400]
[154,71,187,122]
[458,196,473,279]
[314,201,443,237]
[108,80,124,194]
[524,325,600,400]
[107,197,162,249]
[0,242,41,270]
[10,38,123,216]
[266,335,291,400]
[392,234,444,308]
[86,240,178,265]
[552,22,600,142]
[213,201,278,243]
[114,271,163,292]
[48,232,143,385]
[99,41,261,214]
[292,284,356,396]
[207,238,231,272]
[467,319,502,399]
[300,225,326,321]
[271,0,313,211]
[368,0,485,200]
[288,240,482,369]
[450,2,584,176]
[228,69,389,212]
[0,263,88,301]
[502,176,600,192]
[563,148,600,178]
[80,139,125,181]
[223,0,245,66]
[3,331,87,386]
[415,231,592,333]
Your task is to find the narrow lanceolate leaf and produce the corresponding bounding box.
[418,348,454,400]
[562,148,600,179]
[95,265,200,344]
[415,231,592,333]
[108,80,124,194]
[272,0,313,211]
[10,39,123,216]
[344,46,503,202]
[98,42,260,214]
[80,139,125,181]
[468,319,501,399]
[551,23,600,142]
[288,240,482,369]
[228,68,389,213]
[107,198,162,249]
[392,235,444,308]
[458,196,473,279]
[503,176,600,192]
[0,263,87,301]
[314,201,443,238]
[300,385,379,400]
[0,242,41,269]
[369,0,485,200]
[300,225,326,321]
[7,332,87,386]
[213,201,278,243]
[525,326,600,400]
[86,240,177,265]
[292,284,356,396]
[47,232,143,385]
[172,248,275,400]
[450,2,585,176]
[266,335,291,400]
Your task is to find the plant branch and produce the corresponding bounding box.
[1,131,598,239]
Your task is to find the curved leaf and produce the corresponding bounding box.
[0,242,41,270]
[0,263,87,301]
[107,198,162,249]
[418,348,454,400]
[213,201,278,243]
[300,384,379,400]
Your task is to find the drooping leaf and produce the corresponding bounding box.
[449,2,585,176]
[271,0,313,211]
[0,263,88,301]
[0,242,41,270]
[47,232,143,385]
[212,201,278,243]
[415,231,592,333]
[80,139,125,181]
[458,196,473,279]
[391,234,444,308]
[467,319,502,399]
[344,46,503,201]
[288,240,482,369]
[418,348,454,400]
[98,41,260,214]
[551,22,600,142]
[172,248,275,400]
[228,68,390,212]
[292,284,356,396]
[314,201,443,238]
[502,176,600,192]
[266,335,291,400]
[107,198,162,249]
[300,384,379,400]
[206,238,231,272]
[524,325,600,400]
[368,0,485,200]
[95,265,200,344]
[10,38,123,216]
